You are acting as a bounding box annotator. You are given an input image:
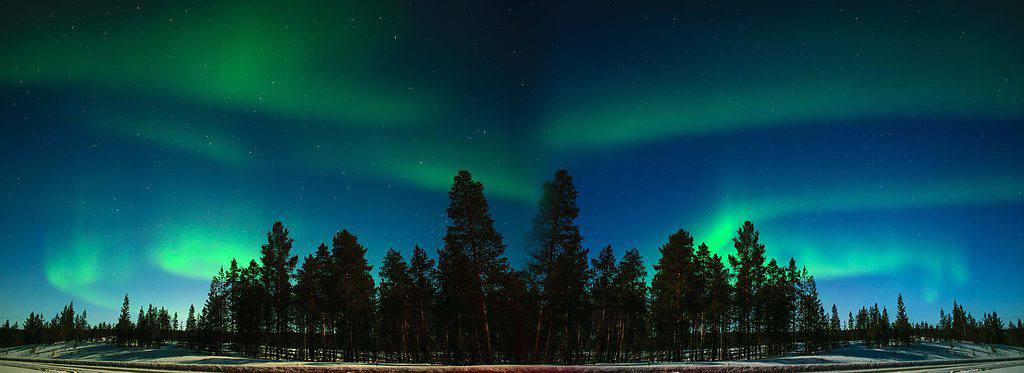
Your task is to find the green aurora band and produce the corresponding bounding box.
[540,3,1022,147]
[2,3,440,127]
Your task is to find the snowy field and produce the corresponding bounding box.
[1,341,1023,372]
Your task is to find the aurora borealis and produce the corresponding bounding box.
[1,1,1022,324]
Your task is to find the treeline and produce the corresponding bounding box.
[2,169,1023,364]
[112,295,179,348]
[913,301,1022,346]
[0,299,178,349]
[0,302,110,346]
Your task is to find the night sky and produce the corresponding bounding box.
[1,1,1022,324]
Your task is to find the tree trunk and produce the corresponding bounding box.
[532,304,545,362]
[479,292,493,364]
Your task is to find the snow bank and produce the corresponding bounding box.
[757,341,1024,365]
[1,341,1022,372]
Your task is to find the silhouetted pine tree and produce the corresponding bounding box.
[1008,319,1023,346]
[706,251,732,360]
[114,294,134,347]
[0,320,16,347]
[199,268,229,353]
[981,312,1004,344]
[689,243,715,360]
[23,312,45,345]
[490,267,534,363]
[157,307,171,345]
[184,304,197,349]
[435,236,474,363]
[1017,320,1024,346]
[761,259,789,356]
[378,249,414,361]
[867,303,882,346]
[225,259,241,345]
[407,245,437,361]
[830,304,842,348]
[784,259,801,351]
[650,229,695,361]
[295,243,331,360]
[728,221,767,358]
[938,308,951,340]
[229,259,267,357]
[589,245,618,362]
[881,306,891,347]
[78,309,89,341]
[855,306,868,343]
[135,307,147,346]
[613,248,649,362]
[894,294,913,345]
[330,229,376,361]
[526,169,589,364]
[259,222,299,357]
[436,170,510,364]
[952,301,968,341]
[798,272,825,352]
[56,302,74,342]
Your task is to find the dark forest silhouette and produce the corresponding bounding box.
[2,170,1022,364]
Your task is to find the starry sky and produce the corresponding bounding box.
[1,1,1022,324]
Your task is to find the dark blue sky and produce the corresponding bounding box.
[1,1,1022,324]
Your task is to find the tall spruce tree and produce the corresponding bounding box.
[526,169,589,363]
[760,259,789,356]
[894,294,912,346]
[728,221,767,358]
[378,249,414,361]
[589,245,618,362]
[114,294,134,347]
[323,230,376,360]
[707,252,732,360]
[0,320,13,347]
[259,222,299,356]
[295,244,332,360]
[881,306,891,346]
[407,245,437,361]
[650,229,696,360]
[690,243,717,360]
[330,229,376,361]
[57,302,74,341]
[225,259,243,352]
[201,268,230,353]
[436,170,509,364]
[233,259,267,357]
[981,312,1004,344]
[830,304,842,347]
[613,248,649,362]
[798,272,825,351]
[23,312,44,345]
[491,267,534,363]
[136,307,147,347]
[785,259,801,350]
[184,304,196,349]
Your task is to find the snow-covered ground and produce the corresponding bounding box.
[755,341,1024,365]
[0,342,268,365]
[0,341,1022,372]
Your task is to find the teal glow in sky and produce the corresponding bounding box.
[1,1,1022,324]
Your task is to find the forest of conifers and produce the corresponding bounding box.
[2,170,1022,365]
